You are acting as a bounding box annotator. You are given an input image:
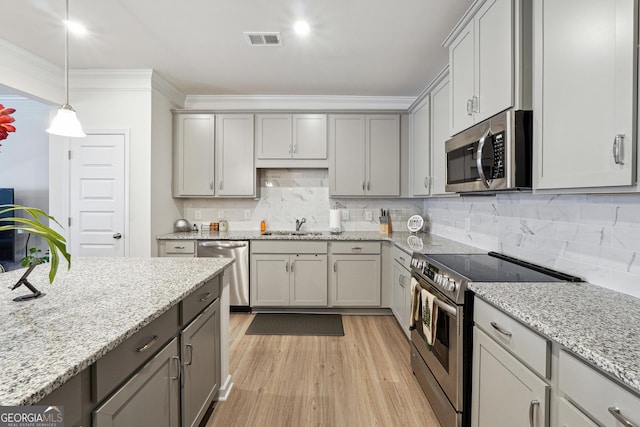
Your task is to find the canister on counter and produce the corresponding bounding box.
[209,221,219,232]
[219,220,228,232]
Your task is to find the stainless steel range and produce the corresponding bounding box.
[409,251,582,427]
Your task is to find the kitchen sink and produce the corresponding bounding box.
[260,231,323,236]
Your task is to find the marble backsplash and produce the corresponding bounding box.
[183,169,423,233]
[425,193,640,298]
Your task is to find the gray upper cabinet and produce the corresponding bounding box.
[173,114,216,197]
[173,113,255,198]
[430,76,452,196]
[216,114,256,197]
[256,114,327,166]
[329,114,400,197]
[410,97,431,196]
[533,0,636,190]
[446,0,530,137]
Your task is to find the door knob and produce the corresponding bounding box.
[113,233,122,239]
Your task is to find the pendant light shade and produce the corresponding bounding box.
[47,0,85,138]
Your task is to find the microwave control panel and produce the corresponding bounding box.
[492,132,505,179]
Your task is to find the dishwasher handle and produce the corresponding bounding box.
[198,241,248,249]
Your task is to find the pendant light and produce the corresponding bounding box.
[47,0,85,138]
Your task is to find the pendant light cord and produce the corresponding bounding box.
[64,0,70,106]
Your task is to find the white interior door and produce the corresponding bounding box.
[69,132,126,257]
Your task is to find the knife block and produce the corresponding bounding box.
[379,217,392,234]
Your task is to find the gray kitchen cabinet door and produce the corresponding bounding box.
[430,76,452,196]
[93,338,181,427]
[290,254,328,306]
[174,114,215,197]
[366,115,400,196]
[449,21,475,136]
[329,114,367,196]
[329,254,381,306]
[181,299,220,427]
[256,114,293,159]
[533,0,635,190]
[292,114,327,159]
[471,327,549,427]
[250,254,290,306]
[410,97,431,196]
[216,114,255,197]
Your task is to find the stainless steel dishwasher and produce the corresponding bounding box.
[197,240,250,311]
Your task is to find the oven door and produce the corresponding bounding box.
[411,275,463,412]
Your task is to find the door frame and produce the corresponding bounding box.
[49,129,130,257]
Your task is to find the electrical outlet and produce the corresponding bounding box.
[244,209,251,220]
[218,210,224,220]
[194,210,202,220]
[341,210,350,221]
[365,210,373,221]
[465,218,471,231]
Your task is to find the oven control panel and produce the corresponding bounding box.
[411,257,458,292]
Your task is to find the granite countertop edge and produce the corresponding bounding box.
[469,282,640,396]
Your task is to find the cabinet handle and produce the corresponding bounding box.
[170,355,181,381]
[293,144,297,154]
[333,261,337,272]
[219,180,223,190]
[367,181,370,191]
[289,144,292,154]
[399,256,406,262]
[529,400,539,427]
[290,260,294,272]
[490,321,512,337]
[285,261,289,272]
[466,99,473,115]
[199,292,212,302]
[399,274,404,286]
[185,343,193,366]
[210,182,214,190]
[472,95,479,113]
[351,247,362,251]
[608,407,636,427]
[362,181,366,191]
[424,177,429,189]
[174,246,185,250]
[613,134,625,165]
[136,335,159,353]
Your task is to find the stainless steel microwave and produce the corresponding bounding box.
[445,109,533,193]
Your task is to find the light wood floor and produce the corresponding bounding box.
[205,313,441,427]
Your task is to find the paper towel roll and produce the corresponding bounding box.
[330,209,342,234]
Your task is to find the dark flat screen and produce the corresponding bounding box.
[427,253,565,283]
[0,188,15,263]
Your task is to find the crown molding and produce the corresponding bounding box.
[151,71,186,107]
[408,66,449,112]
[184,94,416,111]
[442,0,487,48]
[71,69,155,91]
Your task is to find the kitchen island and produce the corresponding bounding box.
[0,256,234,425]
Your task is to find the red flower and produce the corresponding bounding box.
[0,104,16,141]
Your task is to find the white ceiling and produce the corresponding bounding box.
[0,0,474,97]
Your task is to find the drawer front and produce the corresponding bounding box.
[251,240,328,254]
[93,304,180,403]
[559,350,640,427]
[474,298,550,378]
[181,276,221,326]
[391,245,411,270]
[164,240,195,254]
[38,371,83,426]
[330,241,380,254]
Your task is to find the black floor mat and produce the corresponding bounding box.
[245,313,344,336]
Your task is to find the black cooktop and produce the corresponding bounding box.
[426,252,583,283]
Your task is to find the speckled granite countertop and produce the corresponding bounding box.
[157,230,483,255]
[469,281,640,395]
[0,257,234,406]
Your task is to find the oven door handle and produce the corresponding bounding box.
[476,129,492,189]
[434,298,457,317]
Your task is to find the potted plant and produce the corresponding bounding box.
[0,205,71,301]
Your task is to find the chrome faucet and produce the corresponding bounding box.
[295,217,307,231]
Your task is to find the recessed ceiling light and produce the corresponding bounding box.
[64,20,87,36]
[293,20,310,37]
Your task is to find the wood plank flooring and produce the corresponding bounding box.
[205,313,441,427]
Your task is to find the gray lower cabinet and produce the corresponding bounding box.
[93,337,181,427]
[181,299,221,427]
[472,327,549,427]
[329,242,381,307]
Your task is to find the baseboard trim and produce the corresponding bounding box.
[217,374,234,401]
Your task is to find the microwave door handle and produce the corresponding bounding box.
[476,129,492,189]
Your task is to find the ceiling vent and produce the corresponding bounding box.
[244,32,282,46]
